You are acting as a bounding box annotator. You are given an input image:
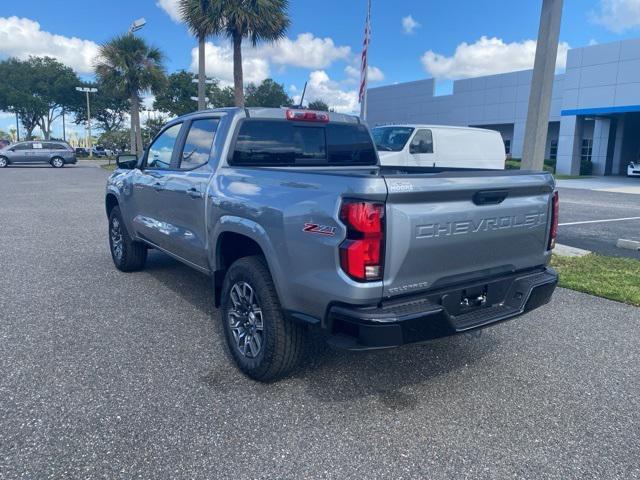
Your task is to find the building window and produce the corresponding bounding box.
[504,139,511,155]
[581,138,593,162]
[549,140,558,161]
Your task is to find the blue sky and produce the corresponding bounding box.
[2,0,640,137]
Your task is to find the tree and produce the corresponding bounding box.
[154,70,198,117]
[179,0,217,111]
[98,129,130,151]
[307,99,329,111]
[95,34,167,155]
[209,79,235,108]
[245,78,292,107]
[144,116,167,142]
[73,79,129,133]
[205,0,290,107]
[0,57,81,140]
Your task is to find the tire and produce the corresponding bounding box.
[51,157,64,168]
[0,156,8,168]
[219,256,305,382]
[108,206,147,272]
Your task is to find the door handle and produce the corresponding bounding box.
[187,187,202,199]
[473,190,509,205]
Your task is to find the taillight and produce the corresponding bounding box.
[339,201,384,281]
[286,109,330,122]
[549,191,559,250]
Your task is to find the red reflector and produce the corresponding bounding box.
[549,191,559,250]
[339,201,384,281]
[286,109,329,122]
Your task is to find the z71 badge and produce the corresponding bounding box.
[303,223,336,236]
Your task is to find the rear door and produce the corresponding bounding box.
[382,170,554,298]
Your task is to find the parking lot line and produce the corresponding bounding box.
[559,216,640,227]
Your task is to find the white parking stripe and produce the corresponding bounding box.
[559,216,640,226]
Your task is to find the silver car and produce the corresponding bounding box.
[0,141,77,168]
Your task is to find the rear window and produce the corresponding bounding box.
[230,120,377,166]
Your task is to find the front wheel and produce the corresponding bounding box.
[220,256,305,382]
[108,206,147,272]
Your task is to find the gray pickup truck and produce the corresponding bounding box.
[105,107,559,381]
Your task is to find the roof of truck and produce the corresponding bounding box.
[172,107,359,124]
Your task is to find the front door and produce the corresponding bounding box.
[409,129,434,166]
[159,117,219,269]
[129,122,184,250]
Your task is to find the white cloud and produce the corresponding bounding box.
[293,70,359,113]
[421,36,570,80]
[191,42,271,85]
[344,64,385,83]
[592,0,640,32]
[402,15,421,35]
[157,0,182,22]
[0,16,99,74]
[262,33,351,69]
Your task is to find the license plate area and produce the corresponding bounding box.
[439,279,511,317]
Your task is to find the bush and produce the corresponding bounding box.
[504,157,555,173]
[580,158,593,176]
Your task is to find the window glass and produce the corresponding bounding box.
[410,129,434,154]
[180,119,219,169]
[13,143,31,151]
[581,138,593,162]
[147,123,182,169]
[326,123,376,165]
[44,142,66,150]
[231,120,376,166]
[550,140,558,161]
[371,127,414,152]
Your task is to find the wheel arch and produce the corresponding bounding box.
[105,193,119,217]
[212,218,285,308]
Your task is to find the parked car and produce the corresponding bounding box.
[0,139,10,149]
[75,147,89,157]
[372,124,506,169]
[105,108,558,381]
[628,161,640,177]
[0,140,76,168]
[92,146,108,157]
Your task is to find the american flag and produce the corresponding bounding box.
[359,0,372,106]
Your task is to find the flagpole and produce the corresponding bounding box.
[359,0,371,122]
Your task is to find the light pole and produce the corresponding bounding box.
[76,87,98,159]
[129,18,146,34]
[15,112,20,142]
[522,0,564,170]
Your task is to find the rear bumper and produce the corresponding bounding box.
[326,267,558,350]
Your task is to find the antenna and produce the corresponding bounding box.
[298,82,308,109]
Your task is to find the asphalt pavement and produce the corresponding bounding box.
[557,186,640,259]
[1,163,639,479]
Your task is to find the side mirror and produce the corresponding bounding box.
[116,154,138,170]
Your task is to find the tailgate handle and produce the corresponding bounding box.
[473,190,509,205]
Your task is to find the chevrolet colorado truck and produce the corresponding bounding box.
[105,107,559,381]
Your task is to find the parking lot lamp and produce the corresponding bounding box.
[129,18,147,34]
[76,87,98,159]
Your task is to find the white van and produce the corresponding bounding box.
[371,124,506,169]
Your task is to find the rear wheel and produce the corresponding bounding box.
[0,156,7,168]
[51,157,64,168]
[108,206,147,272]
[220,256,305,382]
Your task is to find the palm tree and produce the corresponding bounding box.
[207,0,290,107]
[95,35,166,155]
[179,0,216,111]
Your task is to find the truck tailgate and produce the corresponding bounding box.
[381,168,555,299]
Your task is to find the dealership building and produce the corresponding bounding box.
[367,37,640,175]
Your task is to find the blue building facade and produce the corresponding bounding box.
[367,38,640,175]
